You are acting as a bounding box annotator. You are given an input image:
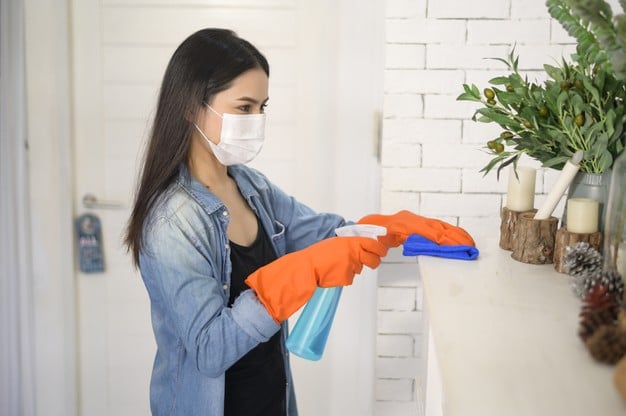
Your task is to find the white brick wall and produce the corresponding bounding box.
[375,258,424,415]
[376,1,577,414]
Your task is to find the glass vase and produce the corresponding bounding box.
[603,151,626,282]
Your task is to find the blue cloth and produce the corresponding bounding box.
[402,234,479,260]
[139,163,348,416]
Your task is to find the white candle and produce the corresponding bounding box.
[566,198,599,233]
[506,166,536,211]
[535,151,584,220]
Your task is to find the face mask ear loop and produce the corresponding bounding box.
[192,122,214,146]
[206,104,223,119]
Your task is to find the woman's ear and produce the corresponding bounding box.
[184,108,196,123]
[184,100,206,123]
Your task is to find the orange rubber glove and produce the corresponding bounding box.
[358,210,475,248]
[245,236,387,323]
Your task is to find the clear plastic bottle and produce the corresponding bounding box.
[285,286,343,360]
[603,151,626,281]
[285,224,387,360]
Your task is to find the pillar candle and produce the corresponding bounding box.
[506,166,536,212]
[566,198,599,234]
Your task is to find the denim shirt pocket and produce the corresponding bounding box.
[270,220,286,256]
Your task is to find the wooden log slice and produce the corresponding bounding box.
[511,212,558,264]
[500,207,537,251]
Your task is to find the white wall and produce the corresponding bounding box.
[376,0,580,414]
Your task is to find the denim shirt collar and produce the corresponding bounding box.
[176,163,260,213]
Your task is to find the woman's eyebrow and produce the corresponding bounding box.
[236,96,270,104]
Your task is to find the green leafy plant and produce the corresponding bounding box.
[458,48,626,176]
[548,0,626,374]
[547,0,626,81]
[458,0,626,177]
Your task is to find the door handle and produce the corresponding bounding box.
[82,193,124,209]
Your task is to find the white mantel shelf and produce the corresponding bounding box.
[418,234,626,416]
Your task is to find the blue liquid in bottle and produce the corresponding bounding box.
[285,286,342,361]
[286,224,386,361]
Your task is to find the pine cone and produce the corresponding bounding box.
[579,284,620,341]
[618,309,626,333]
[585,325,626,364]
[598,270,625,302]
[564,242,603,299]
[563,242,603,277]
[571,273,598,300]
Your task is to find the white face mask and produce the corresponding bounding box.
[193,104,265,166]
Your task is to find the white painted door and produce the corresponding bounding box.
[71,1,155,413]
[70,1,382,415]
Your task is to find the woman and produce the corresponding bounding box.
[125,28,473,416]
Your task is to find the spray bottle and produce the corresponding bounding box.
[285,224,387,360]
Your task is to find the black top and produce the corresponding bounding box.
[225,217,286,416]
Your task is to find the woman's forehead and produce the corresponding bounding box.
[218,68,268,99]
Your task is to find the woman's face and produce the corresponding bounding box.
[196,67,269,145]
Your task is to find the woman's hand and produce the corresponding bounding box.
[358,210,475,248]
[245,237,387,323]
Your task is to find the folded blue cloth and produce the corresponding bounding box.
[402,234,479,260]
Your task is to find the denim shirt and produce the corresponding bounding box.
[138,164,347,416]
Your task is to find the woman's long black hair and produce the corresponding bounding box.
[124,28,269,267]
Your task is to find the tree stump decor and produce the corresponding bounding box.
[500,207,537,250]
[510,212,559,264]
[553,228,603,273]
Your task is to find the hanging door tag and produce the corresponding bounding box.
[76,213,105,273]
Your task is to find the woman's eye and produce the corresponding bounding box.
[238,105,251,112]
[260,103,268,113]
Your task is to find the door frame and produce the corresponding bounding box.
[24,0,78,415]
